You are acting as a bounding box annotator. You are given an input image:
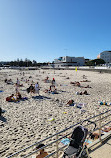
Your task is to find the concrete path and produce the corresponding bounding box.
[90,137,111,158]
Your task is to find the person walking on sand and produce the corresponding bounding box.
[15,83,19,99]
[35,82,39,95]
[17,78,20,86]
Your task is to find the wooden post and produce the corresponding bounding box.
[56,134,59,158]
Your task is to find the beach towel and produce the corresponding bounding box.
[77,105,82,109]
[48,118,55,121]
[85,139,92,145]
[21,97,28,101]
[76,103,84,109]
[69,103,74,106]
[51,91,58,94]
[61,138,70,145]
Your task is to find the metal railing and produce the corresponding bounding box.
[7,109,111,158]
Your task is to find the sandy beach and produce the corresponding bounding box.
[0,69,111,158]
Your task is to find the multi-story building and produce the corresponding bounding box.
[99,51,111,63]
[53,56,85,68]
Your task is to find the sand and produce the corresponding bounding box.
[0,69,111,158]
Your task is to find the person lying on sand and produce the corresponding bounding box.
[70,81,81,87]
[90,130,104,140]
[81,85,92,88]
[35,144,48,158]
[90,132,99,139]
[44,85,57,93]
[102,126,111,132]
[84,85,92,88]
[44,76,50,83]
[76,90,89,95]
[4,78,13,84]
[80,80,91,82]
[6,94,16,102]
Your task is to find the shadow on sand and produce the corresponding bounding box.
[32,95,51,100]
[0,115,7,122]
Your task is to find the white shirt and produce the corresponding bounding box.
[35,83,39,91]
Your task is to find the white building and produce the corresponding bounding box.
[53,56,85,68]
[99,51,111,63]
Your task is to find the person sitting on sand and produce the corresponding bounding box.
[4,79,7,83]
[17,92,28,101]
[0,107,2,116]
[44,85,57,93]
[32,80,34,84]
[50,85,57,93]
[17,92,22,100]
[29,84,35,93]
[83,75,87,79]
[76,82,81,87]
[52,78,55,85]
[83,90,88,95]
[35,144,48,158]
[67,100,74,106]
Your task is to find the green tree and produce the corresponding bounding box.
[86,59,105,66]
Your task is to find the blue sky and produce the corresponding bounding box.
[0,0,111,62]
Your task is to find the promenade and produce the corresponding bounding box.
[90,137,111,158]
